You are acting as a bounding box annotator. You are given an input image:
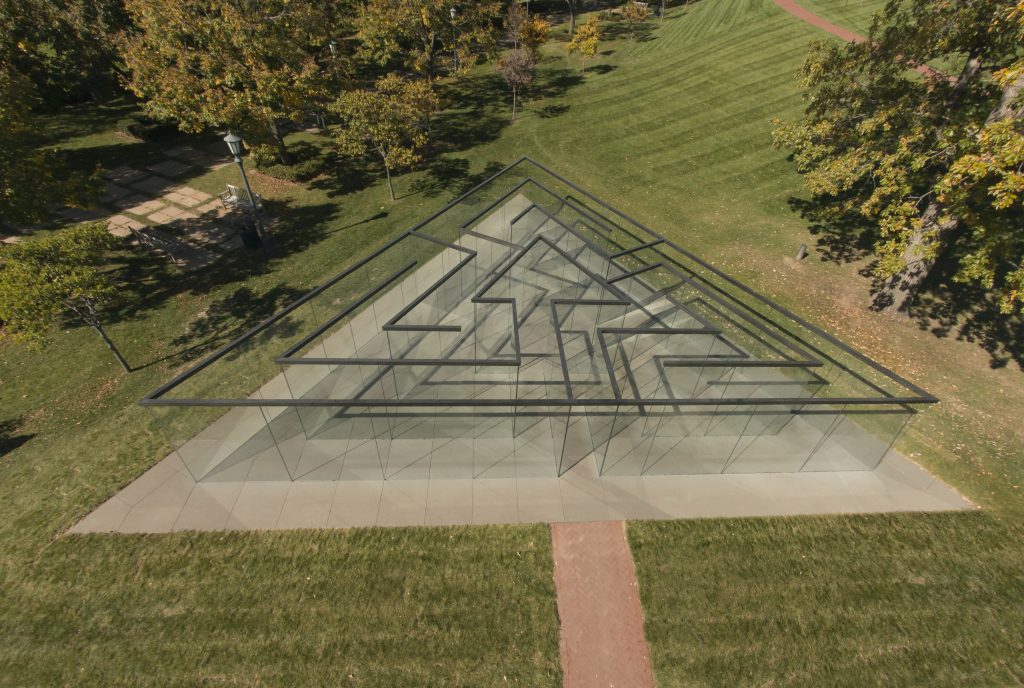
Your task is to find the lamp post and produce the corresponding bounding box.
[449,7,458,73]
[223,132,270,256]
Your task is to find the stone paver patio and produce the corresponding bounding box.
[67,152,257,270]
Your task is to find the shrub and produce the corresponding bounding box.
[250,144,279,168]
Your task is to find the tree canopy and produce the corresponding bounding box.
[498,49,537,121]
[121,0,351,164]
[520,15,551,56]
[356,0,502,79]
[0,64,99,227]
[332,75,439,201]
[773,0,1024,314]
[0,0,129,106]
[623,1,652,39]
[566,16,601,72]
[0,223,130,371]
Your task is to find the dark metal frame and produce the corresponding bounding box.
[141,157,936,414]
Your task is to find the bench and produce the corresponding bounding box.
[219,184,263,211]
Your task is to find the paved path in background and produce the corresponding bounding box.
[773,0,864,43]
[773,0,942,78]
[551,521,654,688]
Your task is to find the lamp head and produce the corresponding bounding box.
[223,132,243,158]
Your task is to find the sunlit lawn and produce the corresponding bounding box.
[1,0,1022,684]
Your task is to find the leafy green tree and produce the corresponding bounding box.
[356,0,502,80]
[0,65,99,227]
[773,0,1024,313]
[0,0,129,105]
[121,0,350,164]
[498,49,536,121]
[622,1,652,39]
[566,16,600,73]
[520,15,552,56]
[0,223,130,372]
[332,75,439,201]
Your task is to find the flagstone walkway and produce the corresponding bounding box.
[53,143,251,271]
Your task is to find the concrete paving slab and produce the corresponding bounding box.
[130,175,177,194]
[125,198,166,216]
[110,193,152,211]
[71,447,974,534]
[147,160,192,177]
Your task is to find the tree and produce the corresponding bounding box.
[565,0,580,36]
[772,0,1023,314]
[622,2,652,39]
[498,49,536,121]
[0,0,129,106]
[332,75,439,201]
[505,2,527,49]
[121,0,350,165]
[566,16,600,73]
[521,15,552,56]
[356,0,502,80]
[0,223,130,372]
[0,64,99,227]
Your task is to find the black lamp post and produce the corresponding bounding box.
[223,132,270,256]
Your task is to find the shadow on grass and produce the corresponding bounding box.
[69,196,340,370]
[410,159,508,199]
[0,418,34,457]
[600,20,656,43]
[538,103,571,118]
[164,284,310,365]
[904,257,1024,370]
[790,194,1024,369]
[788,196,878,264]
[307,156,377,199]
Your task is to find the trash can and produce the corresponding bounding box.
[238,221,262,250]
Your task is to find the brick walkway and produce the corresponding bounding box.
[551,521,654,688]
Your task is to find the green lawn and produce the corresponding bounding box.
[1,528,560,686]
[630,513,1024,687]
[1,0,1023,684]
[797,0,885,35]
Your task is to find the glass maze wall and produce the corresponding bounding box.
[145,159,927,482]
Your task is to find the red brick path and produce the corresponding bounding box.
[773,0,864,43]
[773,0,943,79]
[550,521,654,688]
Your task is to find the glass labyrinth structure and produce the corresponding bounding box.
[142,158,937,482]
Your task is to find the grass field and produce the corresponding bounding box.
[631,513,1024,686]
[1,0,1023,685]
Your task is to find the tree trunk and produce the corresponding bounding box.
[70,298,131,373]
[877,201,958,313]
[566,0,576,35]
[91,319,132,373]
[511,87,517,121]
[268,119,291,165]
[384,163,395,201]
[874,55,987,313]
[984,71,1024,125]
[427,33,437,80]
